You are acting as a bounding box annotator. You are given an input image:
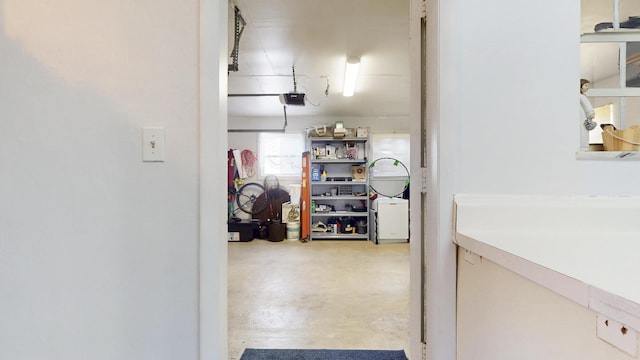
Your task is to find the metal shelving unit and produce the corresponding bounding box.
[308,136,369,240]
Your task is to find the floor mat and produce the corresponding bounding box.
[240,348,408,360]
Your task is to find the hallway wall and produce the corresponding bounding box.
[0,1,202,358]
[444,0,640,358]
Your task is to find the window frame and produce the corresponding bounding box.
[257,132,305,178]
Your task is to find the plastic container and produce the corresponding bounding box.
[267,222,286,242]
[311,167,321,181]
[286,222,300,241]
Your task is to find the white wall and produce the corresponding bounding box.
[0,1,203,359]
[452,0,640,196]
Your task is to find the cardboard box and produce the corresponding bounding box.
[288,184,301,205]
[308,125,333,137]
[333,129,346,137]
[282,202,301,223]
[351,165,366,181]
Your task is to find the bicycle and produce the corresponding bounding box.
[234,182,268,215]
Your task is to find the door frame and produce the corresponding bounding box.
[197,0,458,359]
[199,0,229,358]
[409,0,458,359]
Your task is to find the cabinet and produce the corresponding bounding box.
[307,136,369,240]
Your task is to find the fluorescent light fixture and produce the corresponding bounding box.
[343,56,360,97]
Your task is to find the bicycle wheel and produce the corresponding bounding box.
[235,182,268,215]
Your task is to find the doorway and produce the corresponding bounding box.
[199,0,432,359]
[224,1,414,359]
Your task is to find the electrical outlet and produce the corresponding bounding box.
[596,314,637,356]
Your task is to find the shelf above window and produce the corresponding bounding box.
[581,31,640,43]
[583,88,640,97]
[575,150,640,160]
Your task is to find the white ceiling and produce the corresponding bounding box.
[225,1,638,119]
[226,0,410,119]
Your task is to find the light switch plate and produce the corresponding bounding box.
[142,127,165,162]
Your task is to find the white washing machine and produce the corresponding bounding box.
[370,197,409,244]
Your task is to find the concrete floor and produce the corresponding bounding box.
[228,238,410,360]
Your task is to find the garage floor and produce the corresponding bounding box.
[228,238,410,360]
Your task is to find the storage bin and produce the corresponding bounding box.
[267,222,286,242]
[286,222,300,240]
[227,219,260,242]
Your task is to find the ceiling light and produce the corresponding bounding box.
[343,56,360,97]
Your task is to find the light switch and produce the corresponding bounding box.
[142,127,165,162]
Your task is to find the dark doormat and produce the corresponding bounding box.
[240,348,408,360]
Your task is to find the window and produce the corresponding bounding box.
[576,0,640,160]
[370,133,410,177]
[590,103,615,144]
[369,133,410,198]
[258,133,304,177]
[580,0,640,156]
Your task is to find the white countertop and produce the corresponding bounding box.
[454,195,640,331]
